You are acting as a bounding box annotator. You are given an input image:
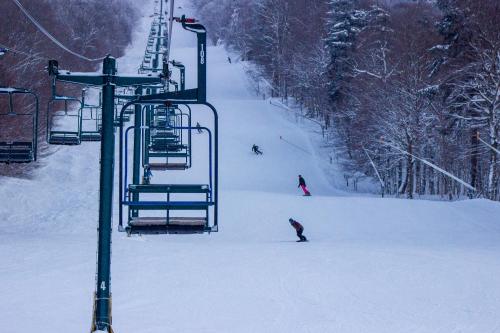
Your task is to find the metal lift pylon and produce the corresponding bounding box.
[48,56,163,333]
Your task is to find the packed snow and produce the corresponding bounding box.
[1,1,500,332]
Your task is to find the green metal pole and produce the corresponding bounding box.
[153,1,162,70]
[132,87,142,217]
[95,56,117,332]
[180,65,185,91]
[143,88,152,172]
[198,28,207,102]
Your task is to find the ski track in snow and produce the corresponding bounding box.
[1,1,500,332]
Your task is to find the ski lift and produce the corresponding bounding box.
[145,105,191,171]
[80,88,102,142]
[115,14,218,235]
[118,104,214,235]
[47,95,82,145]
[0,87,39,163]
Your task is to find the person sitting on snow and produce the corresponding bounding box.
[289,218,307,242]
[252,144,263,155]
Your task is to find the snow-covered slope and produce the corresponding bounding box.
[1,1,500,332]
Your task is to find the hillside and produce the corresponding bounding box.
[1,1,500,332]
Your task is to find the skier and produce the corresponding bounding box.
[252,144,263,155]
[196,122,203,134]
[228,56,232,64]
[142,165,152,185]
[289,218,307,242]
[298,175,311,196]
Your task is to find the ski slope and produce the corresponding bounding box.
[1,1,500,332]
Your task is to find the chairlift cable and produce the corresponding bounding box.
[10,0,106,62]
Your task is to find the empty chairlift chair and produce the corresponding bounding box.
[80,89,102,142]
[119,104,214,235]
[0,87,39,163]
[145,105,191,171]
[47,96,82,145]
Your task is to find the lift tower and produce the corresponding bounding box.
[48,56,163,333]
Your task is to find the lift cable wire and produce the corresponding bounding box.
[10,0,106,62]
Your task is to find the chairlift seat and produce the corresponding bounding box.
[148,152,188,158]
[130,217,206,226]
[126,217,208,235]
[129,184,209,194]
[49,131,81,145]
[150,138,181,145]
[152,143,186,152]
[148,162,188,170]
[152,131,177,139]
[150,139,181,149]
[81,131,102,142]
[0,142,33,163]
[150,137,180,143]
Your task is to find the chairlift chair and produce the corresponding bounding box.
[117,15,218,235]
[120,114,215,235]
[146,106,191,169]
[80,89,102,142]
[0,87,39,163]
[47,96,82,145]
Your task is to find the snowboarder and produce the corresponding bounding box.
[298,175,311,196]
[196,122,203,134]
[289,218,307,242]
[252,144,263,155]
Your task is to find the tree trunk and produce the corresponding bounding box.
[406,142,414,199]
[470,130,479,197]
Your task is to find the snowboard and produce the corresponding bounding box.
[296,239,309,242]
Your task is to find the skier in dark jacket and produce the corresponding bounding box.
[252,144,263,155]
[289,218,307,242]
[196,122,203,134]
[298,175,311,196]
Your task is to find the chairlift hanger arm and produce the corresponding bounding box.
[54,73,163,87]
[170,61,185,69]
[48,60,163,87]
[0,86,32,94]
[175,15,207,33]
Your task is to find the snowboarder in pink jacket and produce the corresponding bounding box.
[298,175,311,196]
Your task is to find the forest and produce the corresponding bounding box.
[0,0,138,175]
[193,0,500,200]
